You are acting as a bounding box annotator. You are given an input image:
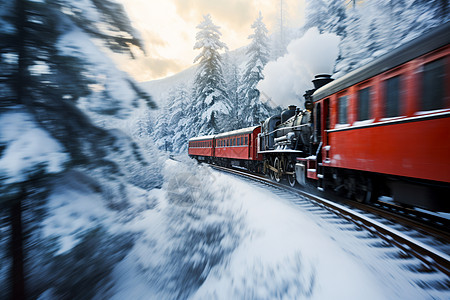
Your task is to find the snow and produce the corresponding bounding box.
[0,110,68,184]
[58,28,145,120]
[2,1,449,298]
[193,173,385,300]
[101,159,450,299]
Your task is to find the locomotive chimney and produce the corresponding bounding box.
[312,74,333,90]
[303,75,333,110]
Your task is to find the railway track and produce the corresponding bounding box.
[211,164,450,292]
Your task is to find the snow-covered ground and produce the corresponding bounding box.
[38,158,448,299]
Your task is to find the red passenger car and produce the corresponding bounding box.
[311,24,449,210]
[214,126,262,170]
[188,126,263,171]
[188,135,215,162]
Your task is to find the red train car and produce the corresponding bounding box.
[311,24,450,210]
[214,126,262,169]
[188,135,215,162]
[188,126,263,171]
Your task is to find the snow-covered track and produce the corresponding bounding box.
[211,165,450,279]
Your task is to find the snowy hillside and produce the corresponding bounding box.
[141,47,249,107]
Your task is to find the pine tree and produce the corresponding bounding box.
[193,14,229,134]
[239,12,272,126]
[223,52,242,130]
[0,1,154,297]
[305,0,347,37]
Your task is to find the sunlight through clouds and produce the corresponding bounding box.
[117,0,305,81]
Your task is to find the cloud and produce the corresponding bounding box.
[258,27,341,108]
[117,0,307,80]
[137,57,184,81]
[172,0,254,31]
[117,45,185,81]
[141,30,168,49]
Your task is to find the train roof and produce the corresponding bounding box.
[189,135,215,142]
[215,125,260,138]
[313,22,450,102]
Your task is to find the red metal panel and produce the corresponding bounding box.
[317,44,450,184]
[324,114,450,183]
[188,138,214,157]
[215,144,250,160]
[250,126,262,161]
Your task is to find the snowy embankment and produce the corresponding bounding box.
[37,157,448,299]
[107,158,387,299]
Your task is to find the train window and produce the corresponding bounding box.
[237,137,240,146]
[325,99,330,130]
[421,58,445,111]
[385,76,401,117]
[358,87,371,121]
[240,137,243,145]
[245,136,248,145]
[233,138,236,146]
[338,95,348,124]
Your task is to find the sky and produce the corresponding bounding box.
[116,0,306,82]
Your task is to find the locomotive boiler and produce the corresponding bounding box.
[258,74,334,185]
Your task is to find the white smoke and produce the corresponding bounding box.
[258,27,341,108]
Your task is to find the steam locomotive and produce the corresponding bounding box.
[189,23,450,212]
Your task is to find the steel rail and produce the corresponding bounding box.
[211,164,450,277]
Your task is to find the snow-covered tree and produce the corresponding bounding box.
[305,0,347,37]
[222,52,242,130]
[304,0,450,78]
[239,12,273,126]
[0,0,156,298]
[193,14,230,134]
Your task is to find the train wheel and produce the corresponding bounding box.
[355,177,373,203]
[287,162,296,187]
[274,157,282,183]
[267,159,275,180]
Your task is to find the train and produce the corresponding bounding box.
[188,23,450,213]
